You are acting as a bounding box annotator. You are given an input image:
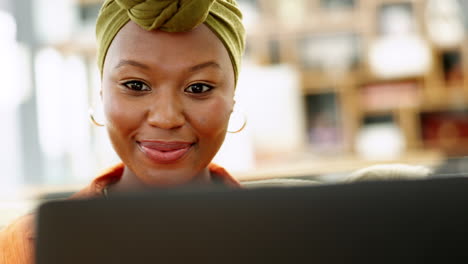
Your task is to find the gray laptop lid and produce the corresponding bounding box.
[36,178,468,264]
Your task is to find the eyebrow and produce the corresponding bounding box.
[189,61,221,72]
[114,59,150,70]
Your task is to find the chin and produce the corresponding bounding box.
[140,168,198,187]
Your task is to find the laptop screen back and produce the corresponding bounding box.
[36,178,468,264]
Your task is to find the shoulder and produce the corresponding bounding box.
[208,163,241,187]
[0,213,35,264]
[71,163,125,199]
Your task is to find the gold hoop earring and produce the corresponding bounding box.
[88,107,104,127]
[227,110,247,134]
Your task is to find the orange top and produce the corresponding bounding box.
[0,163,239,264]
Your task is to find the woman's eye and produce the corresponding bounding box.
[185,83,213,94]
[122,80,151,91]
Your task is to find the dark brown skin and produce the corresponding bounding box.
[101,21,235,192]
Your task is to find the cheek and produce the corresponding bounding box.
[188,97,232,167]
[190,97,233,138]
[102,88,143,141]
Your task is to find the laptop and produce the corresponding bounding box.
[36,177,468,263]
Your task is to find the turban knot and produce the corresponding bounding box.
[114,0,215,32]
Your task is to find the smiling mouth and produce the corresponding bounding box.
[137,141,193,164]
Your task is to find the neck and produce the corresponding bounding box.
[107,166,212,194]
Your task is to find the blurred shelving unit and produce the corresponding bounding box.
[243,0,468,159]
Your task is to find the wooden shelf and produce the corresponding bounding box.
[245,0,468,156]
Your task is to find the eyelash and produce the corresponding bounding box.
[121,80,214,95]
[184,83,214,94]
[122,80,151,92]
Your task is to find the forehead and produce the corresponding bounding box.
[103,21,233,74]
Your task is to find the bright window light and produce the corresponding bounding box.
[35,48,67,159]
[0,10,24,109]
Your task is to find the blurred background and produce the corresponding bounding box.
[2,0,468,217]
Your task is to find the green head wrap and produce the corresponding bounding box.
[96,0,245,85]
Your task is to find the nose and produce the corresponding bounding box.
[146,90,185,130]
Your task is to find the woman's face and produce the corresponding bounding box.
[101,21,235,186]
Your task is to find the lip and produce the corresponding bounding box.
[137,140,193,164]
